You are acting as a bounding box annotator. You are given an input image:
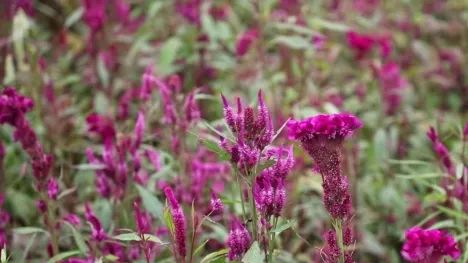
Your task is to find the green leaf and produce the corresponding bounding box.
[256,160,275,174]
[1,247,6,263]
[73,163,106,170]
[159,37,181,74]
[271,219,296,235]
[97,56,109,87]
[64,222,88,254]
[13,227,49,236]
[436,206,468,220]
[113,232,166,244]
[46,250,81,263]
[194,239,210,256]
[311,18,349,32]
[136,185,164,221]
[200,248,228,263]
[242,242,264,263]
[65,7,84,28]
[202,139,230,161]
[270,36,311,50]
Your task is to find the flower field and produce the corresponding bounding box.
[0,1,467,262]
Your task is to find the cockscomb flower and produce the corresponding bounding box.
[47,177,59,200]
[426,127,454,175]
[377,62,408,115]
[63,214,81,227]
[81,0,106,33]
[133,111,145,151]
[321,229,354,263]
[86,113,116,144]
[288,113,362,219]
[164,186,186,259]
[85,203,106,242]
[175,0,201,25]
[346,31,375,59]
[236,28,259,57]
[227,217,252,261]
[253,173,286,217]
[133,200,152,234]
[0,87,34,125]
[210,193,224,215]
[401,227,460,263]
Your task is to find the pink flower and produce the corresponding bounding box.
[346,31,375,59]
[47,177,59,200]
[133,200,152,234]
[0,87,34,126]
[210,193,224,215]
[86,113,116,144]
[227,217,252,260]
[85,203,106,242]
[377,62,408,115]
[81,0,106,33]
[235,29,259,57]
[401,227,460,263]
[164,186,186,259]
[63,214,81,227]
[288,113,362,220]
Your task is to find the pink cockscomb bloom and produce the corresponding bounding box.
[235,29,259,57]
[164,186,186,259]
[288,113,362,219]
[401,227,460,263]
[227,217,252,261]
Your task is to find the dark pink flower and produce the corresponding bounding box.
[133,200,152,234]
[63,214,81,227]
[85,203,106,242]
[227,217,251,261]
[426,127,454,176]
[81,0,106,33]
[210,193,224,215]
[175,0,201,25]
[377,62,408,115]
[401,227,460,263]
[235,29,259,57]
[0,87,34,126]
[346,31,375,59]
[86,113,116,144]
[288,113,362,219]
[47,177,59,200]
[164,186,186,259]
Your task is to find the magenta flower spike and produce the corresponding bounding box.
[47,177,59,200]
[378,62,408,115]
[84,203,106,242]
[81,0,106,33]
[426,127,455,175]
[227,217,252,261]
[164,186,186,259]
[133,111,145,150]
[288,113,362,219]
[235,28,259,57]
[210,193,224,215]
[133,200,152,234]
[401,227,460,263]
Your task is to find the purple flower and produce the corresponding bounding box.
[164,186,186,259]
[253,173,286,217]
[133,200,152,234]
[210,193,224,215]
[346,31,375,59]
[377,62,408,115]
[47,177,59,200]
[288,113,362,219]
[81,0,106,33]
[401,227,460,263]
[85,203,106,242]
[145,149,161,171]
[175,0,201,25]
[133,111,145,150]
[227,217,252,261]
[63,214,81,227]
[426,127,454,176]
[86,113,116,144]
[0,87,34,126]
[235,29,259,57]
[322,229,354,263]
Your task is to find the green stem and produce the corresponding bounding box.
[235,169,247,222]
[334,219,345,263]
[250,177,258,240]
[268,217,278,262]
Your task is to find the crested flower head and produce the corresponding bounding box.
[288,113,361,219]
[287,113,363,142]
[227,217,252,261]
[401,227,460,263]
[210,193,224,215]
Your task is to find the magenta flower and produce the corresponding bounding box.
[81,0,106,33]
[210,193,224,215]
[346,31,375,59]
[164,186,186,259]
[86,113,116,144]
[426,127,454,176]
[377,62,408,115]
[227,217,252,261]
[235,29,259,57]
[288,113,362,220]
[175,0,201,25]
[0,87,34,126]
[63,214,81,227]
[47,177,59,200]
[133,200,152,234]
[133,111,145,151]
[401,227,460,263]
[85,203,106,242]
